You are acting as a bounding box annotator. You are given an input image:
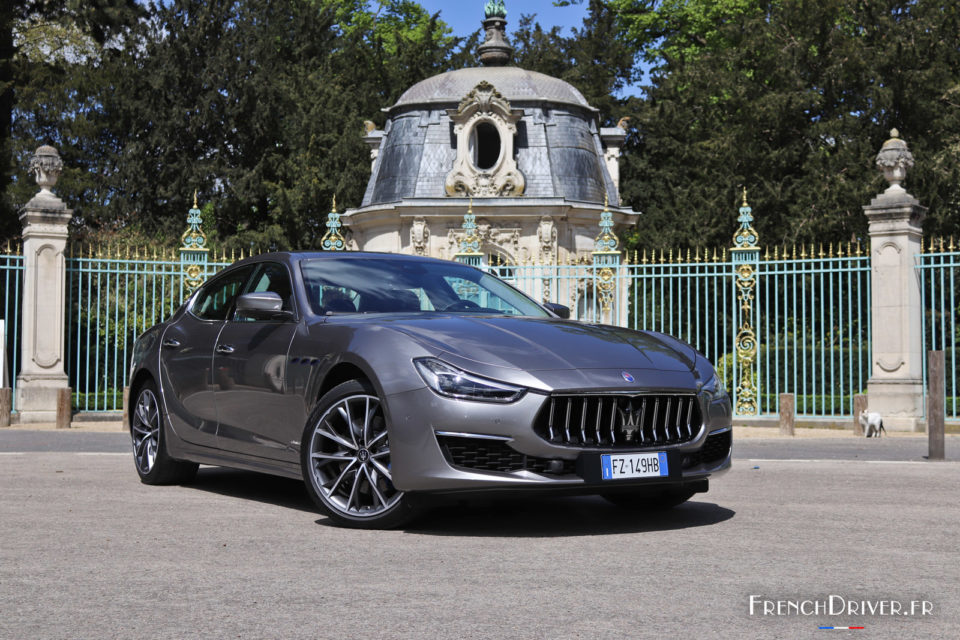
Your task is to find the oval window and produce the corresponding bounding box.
[472,122,501,170]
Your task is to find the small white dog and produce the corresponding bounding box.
[859,411,886,438]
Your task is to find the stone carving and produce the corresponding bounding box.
[537,216,557,262]
[28,145,63,195]
[445,81,525,198]
[410,217,430,255]
[446,219,521,258]
[875,129,914,194]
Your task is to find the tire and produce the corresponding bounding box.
[602,486,696,511]
[301,379,417,529]
[130,380,198,485]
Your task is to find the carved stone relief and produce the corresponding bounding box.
[537,216,557,262]
[410,217,430,255]
[445,82,525,197]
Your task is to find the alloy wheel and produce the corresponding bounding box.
[307,394,402,519]
[132,388,160,474]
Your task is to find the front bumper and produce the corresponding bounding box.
[385,386,732,493]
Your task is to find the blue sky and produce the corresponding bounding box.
[417,1,645,96]
[416,1,588,39]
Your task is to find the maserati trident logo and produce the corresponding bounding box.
[618,401,642,441]
[621,371,635,383]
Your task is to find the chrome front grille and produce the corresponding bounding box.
[534,395,701,448]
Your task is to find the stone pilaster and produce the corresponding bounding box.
[864,130,926,431]
[16,146,72,423]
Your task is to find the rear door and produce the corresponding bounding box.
[159,266,254,448]
[212,261,301,461]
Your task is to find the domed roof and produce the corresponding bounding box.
[392,67,592,111]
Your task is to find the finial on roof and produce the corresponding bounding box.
[484,1,506,19]
[478,1,513,66]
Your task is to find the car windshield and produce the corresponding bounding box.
[300,256,550,317]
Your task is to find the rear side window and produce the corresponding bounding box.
[191,267,253,321]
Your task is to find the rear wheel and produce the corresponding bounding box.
[301,379,417,529]
[602,487,696,510]
[131,380,198,485]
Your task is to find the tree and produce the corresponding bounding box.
[1,0,141,240]
[616,0,960,249]
[4,0,475,249]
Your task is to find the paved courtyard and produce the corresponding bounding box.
[1,431,958,639]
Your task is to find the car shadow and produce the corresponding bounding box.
[397,495,735,538]
[186,467,316,513]
[185,468,735,535]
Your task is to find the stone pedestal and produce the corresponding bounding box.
[15,146,72,423]
[863,187,925,431]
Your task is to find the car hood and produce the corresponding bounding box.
[382,315,697,373]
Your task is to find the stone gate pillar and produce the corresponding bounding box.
[16,145,72,423]
[864,130,926,431]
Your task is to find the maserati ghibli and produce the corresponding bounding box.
[128,252,732,528]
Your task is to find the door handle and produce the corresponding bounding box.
[216,344,236,354]
[162,339,181,349]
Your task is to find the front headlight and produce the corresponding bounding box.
[702,372,728,401]
[414,358,526,403]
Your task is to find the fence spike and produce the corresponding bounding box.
[950,236,956,251]
[929,236,935,252]
[837,243,844,258]
[939,237,945,252]
[763,246,770,260]
[818,243,824,259]
[721,248,727,262]
[668,248,673,263]
[240,248,245,260]
[712,248,718,262]
[856,241,863,256]
[800,244,806,259]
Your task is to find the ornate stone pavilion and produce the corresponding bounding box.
[341,1,638,263]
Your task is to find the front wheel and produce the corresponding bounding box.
[301,380,417,529]
[131,380,198,485]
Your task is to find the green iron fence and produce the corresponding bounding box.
[2,244,23,407]
[490,243,872,419]
[917,238,960,418]
[64,245,232,412]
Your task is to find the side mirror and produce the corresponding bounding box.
[543,302,571,319]
[236,292,292,320]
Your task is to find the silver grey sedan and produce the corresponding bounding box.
[128,252,731,528]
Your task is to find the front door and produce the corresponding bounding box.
[159,266,254,448]
[213,262,300,461]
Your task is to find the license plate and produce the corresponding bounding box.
[601,452,668,480]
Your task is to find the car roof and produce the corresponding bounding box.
[229,251,459,268]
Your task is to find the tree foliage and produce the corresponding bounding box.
[4,0,473,248]
[3,0,960,254]
[617,0,960,249]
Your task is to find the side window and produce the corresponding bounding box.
[191,267,253,321]
[241,262,294,315]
